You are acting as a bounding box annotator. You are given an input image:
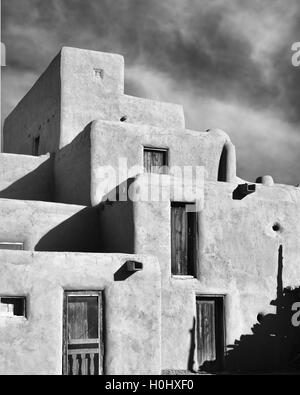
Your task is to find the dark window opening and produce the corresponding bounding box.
[0,297,26,317]
[0,242,24,250]
[144,147,168,174]
[171,202,197,276]
[218,144,227,182]
[33,135,40,156]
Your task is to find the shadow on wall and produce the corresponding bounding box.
[188,317,196,372]
[97,179,135,254]
[35,206,102,252]
[35,188,135,253]
[54,123,93,206]
[0,155,54,202]
[201,245,300,374]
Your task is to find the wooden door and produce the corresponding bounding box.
[63,291,103,375]
[171,203,197,276]
[196,297,224,370]
[171,204,188,274]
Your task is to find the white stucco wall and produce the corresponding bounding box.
[98,176,300,370]
[3,47,185,155]
[0,198,101,252]
[0,251,161,375]
[90,120,232,206]
[0,153,53,201]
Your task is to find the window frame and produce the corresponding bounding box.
[0,296,27,318]
[143,146,169,174]
[0,242,24,251]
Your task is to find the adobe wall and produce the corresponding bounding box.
[90,121,235,205]
[3,47,185,155]
[0,198,101,252]
[59,47,185,147]
[98,176,300,370]
[54,124,92,206]
[3,53,61,155]
[156,181,300,370]
[201,182,300,346]
[0,153,53,201]
[0,251,161,375]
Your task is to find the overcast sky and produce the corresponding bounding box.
[2,0,300,184]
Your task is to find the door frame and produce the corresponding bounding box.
[195,294,226,371]
[62,290,104,375]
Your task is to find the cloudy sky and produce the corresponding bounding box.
[1,0,300,184]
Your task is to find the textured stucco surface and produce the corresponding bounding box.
[149,181,300,370]
[0,251,161,375]
[54,124,92,206]
[3,53,61,155]
[90,120,232,205]
[2,46,300,374]
[0,198,101,251]
[0,153,53,201]
[3,47,185,155]
[98,177,300,370]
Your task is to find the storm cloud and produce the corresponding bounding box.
[2,0,300,184]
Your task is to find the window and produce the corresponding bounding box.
[94,68,104,79]
[0,297,26,317]
[0,242,24,250]
[171,202,197,276]
[144,147,168,174]
[33,135,40,156]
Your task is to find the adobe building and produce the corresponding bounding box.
[1,47,300,375]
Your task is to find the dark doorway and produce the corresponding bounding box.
[63,291,104,375]
[196,296,225,371]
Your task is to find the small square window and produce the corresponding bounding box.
[144,147,168,174]
[94,68,104,79]
[0,297,26,317]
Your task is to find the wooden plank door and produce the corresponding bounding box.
[197,300,216,367]
[196,297,224,370]
[171,204,188,275]
[63,291,103,375]
[171,203,197,276]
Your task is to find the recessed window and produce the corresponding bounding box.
[0,242,24,250]
[171,202,197,276]
[33,135,40,156]
[0,297,26,317]
[144,147,168,174]
[94,68,104,79]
